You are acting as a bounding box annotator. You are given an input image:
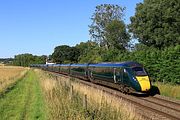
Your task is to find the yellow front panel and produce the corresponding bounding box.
[136,76,151,91]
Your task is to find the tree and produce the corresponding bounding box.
[52,45,70,63]
[75,40,97,55]
[52,45,80,63]
[67,47,80,63]
[13,54,46,67]
[105,20,130,50]
[129,0,180,49]
[89,4,126,50]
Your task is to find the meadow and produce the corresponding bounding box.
[0,66,179,120]
[37,69,140,120]
[1,67,139,120]
[0,65,28,93]
[0,69,46,120]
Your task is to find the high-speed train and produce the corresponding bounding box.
[31,61,152,94]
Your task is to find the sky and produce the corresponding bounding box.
[0,0,143,58]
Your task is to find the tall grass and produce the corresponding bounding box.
[37,69,140,120]
[0,66,28,93]
[153,82,180,99]
[0,70,46,120]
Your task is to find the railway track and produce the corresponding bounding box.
[48,71,180,120]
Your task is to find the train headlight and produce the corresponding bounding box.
[132,77,138,82]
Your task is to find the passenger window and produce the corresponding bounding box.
[93,67,114,79]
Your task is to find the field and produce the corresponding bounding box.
[0,66,179,120]
[37,69,139,120]
[0,69,46,120]
[0,65,28,93]
[0,67,140,120]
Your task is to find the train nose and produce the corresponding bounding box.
[136,76,151,92]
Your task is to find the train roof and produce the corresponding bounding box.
[60,64,71,66]
[70,63,88,67]
[88,61,142,68]
[32,61,143,68]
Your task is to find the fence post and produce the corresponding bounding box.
[83,94,87,110]
[70,85,74,99]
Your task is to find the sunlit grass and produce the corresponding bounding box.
[0,70,46,120]
[0,66,28,93]
[153,82,180,99]
[37,69,140,120]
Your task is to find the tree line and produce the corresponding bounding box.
[13,54,46,67]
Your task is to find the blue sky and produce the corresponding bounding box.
[0,0,143,58]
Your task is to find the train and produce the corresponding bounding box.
[31,61,152,94]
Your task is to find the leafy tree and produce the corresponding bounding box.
[129,0,180,49]
[75,41,103,63]
[105,20,130,50]
[89,4,126,50]
[52,45,80,63]
[52,45,70,63]
[133,43,150,51]
[68,47,80,63]
[75,41,97,55]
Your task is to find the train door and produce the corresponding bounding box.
[115,68,123,83]
[122,68,131,86]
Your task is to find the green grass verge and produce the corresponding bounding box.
[154,82,180,100]
[0,70,47,120]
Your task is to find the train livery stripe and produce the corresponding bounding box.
[136,76,151,91]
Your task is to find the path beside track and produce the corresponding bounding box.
[0,70,46,120]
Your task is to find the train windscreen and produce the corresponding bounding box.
[132,67,147,76]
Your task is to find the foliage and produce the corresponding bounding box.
[116,45,180,84]
[105,20,130,50]
[76,41,103,63]
[77,43,180,84]
[52,45,80,63]
[128,0,180,49]
[13,54,46,67]
[89,4,129,50]
[0,58,14,64]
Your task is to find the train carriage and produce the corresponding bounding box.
[70,64,88,80]
[88,62,151,93]
[59,64,71,75]
[31,61,152,94]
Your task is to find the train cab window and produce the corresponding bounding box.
[132,67,147,76]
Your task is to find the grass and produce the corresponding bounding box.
[0,66,28,92]
[153,82,180,99]
[37,69,140,120]
[0,66,26,81]
[0,70,47,120]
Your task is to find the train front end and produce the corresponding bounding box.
[131,66,151,92]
